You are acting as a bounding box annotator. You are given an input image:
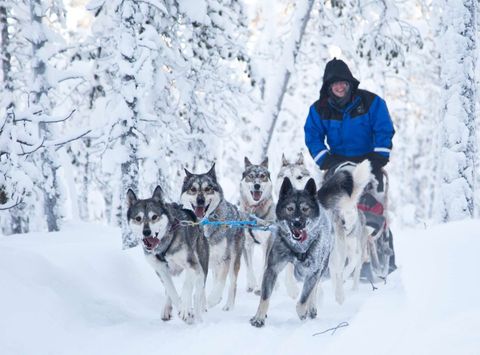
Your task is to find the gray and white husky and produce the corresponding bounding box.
[240,157,275,294]
[180,164,245,311]
[276,152,313,196]
[317,161,372,305]
[276,152,314,298]
[250,178,333,327]
[127,186,209,324]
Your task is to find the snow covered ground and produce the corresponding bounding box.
[1,220,479,355]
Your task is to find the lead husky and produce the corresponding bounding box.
[240,157,275,294]
[127,186,209,324]
[250,178,333,327]
[181,164,245,311]
[317,161,372,304]
[276,152,314,298]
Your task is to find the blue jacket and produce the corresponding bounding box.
[304,89,395,166]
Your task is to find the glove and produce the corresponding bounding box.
[320,154,341,170]
[367,152,389,171]
[367,152,388,192]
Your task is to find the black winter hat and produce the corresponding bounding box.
[320,58,360,100]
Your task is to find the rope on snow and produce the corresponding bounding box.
[312,321,349,336]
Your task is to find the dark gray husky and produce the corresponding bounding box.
[127,186,209,324]
[250,178,333,327]
[180,164,245,311]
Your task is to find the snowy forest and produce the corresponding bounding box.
[0,0,478,234]
[1,1,479,354]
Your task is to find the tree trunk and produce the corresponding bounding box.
[262,0,315,158]
[30,0,62,231]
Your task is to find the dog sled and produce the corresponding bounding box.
[358,170,396,284]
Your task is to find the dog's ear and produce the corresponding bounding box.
[281,153,289,167]
[279,177,293,197]
[126,189,137,207]
[244,157,252,169]
[261,157,269,168]
[152,185,164,203]
[184,168,193,178]
[304,178,317,197]
[296,152,304,165]
[207,163,217,180]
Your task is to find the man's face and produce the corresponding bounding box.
[331,81,350,98]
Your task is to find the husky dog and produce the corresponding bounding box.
[127,186,209,324]
[276,153,313,195]
[180,164,245,311]
[317,161,372,304]
[276,152,314,299]
[250,178,333,327]
[240,157,275,294]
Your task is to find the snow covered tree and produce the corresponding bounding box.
[436,0,477,221]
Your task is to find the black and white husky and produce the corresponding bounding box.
[250,178,333,327]
[317,161,372,304]
[180,164,245,311]
[240,157,275,294]
[276,152,314,298]
[127,186,209,324]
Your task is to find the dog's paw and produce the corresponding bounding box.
[296,302,308,321]
[250,316,265,328]
[222,303,234,312]
[308,307,317,319]
[161,312,172,322]
[247,281,257,293]
[178,309,195,325]
[161,304,173,321]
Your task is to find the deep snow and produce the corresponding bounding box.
[1,220,479,355]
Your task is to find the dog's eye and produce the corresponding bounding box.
[286,206,295,213]
[296,176,303,180]
[135,216,142,222]
[259,174,266,180]
[190,187,197,193]
[204,186,212,193]
[301,206,310,213]
[151,215,158,221]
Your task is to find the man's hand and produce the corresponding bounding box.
[320,154,341,170]
[367,152,389,170]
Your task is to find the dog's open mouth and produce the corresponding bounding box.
[193,203,210,218]
[251,191,262,201]
[291,228,307,242]
[143,235,160,250]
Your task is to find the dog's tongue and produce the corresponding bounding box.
[194,206,205,218]
[252,191,262,201]
[143,236,160,250]
[293,229,308,243]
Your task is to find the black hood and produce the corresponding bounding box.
[320,58,360,100]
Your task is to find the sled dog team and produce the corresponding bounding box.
[127,153,376,327]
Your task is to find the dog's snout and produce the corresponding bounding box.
[254,183,261,190]
[293,220,302,229]
[143,228,151,237]
[197,196,205,206]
